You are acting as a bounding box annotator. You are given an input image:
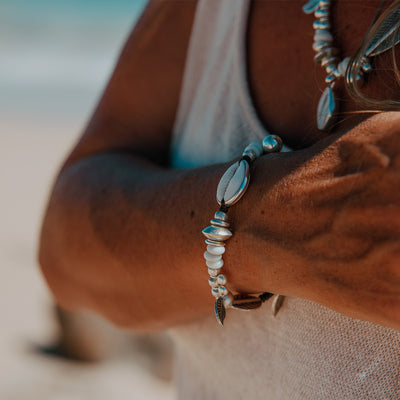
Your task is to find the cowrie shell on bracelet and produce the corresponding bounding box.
[216,159,250,207]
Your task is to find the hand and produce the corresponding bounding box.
[233,112,400,330]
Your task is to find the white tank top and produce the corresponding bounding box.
[170,1,400,399]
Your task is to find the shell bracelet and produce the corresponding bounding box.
[202,135,285,326]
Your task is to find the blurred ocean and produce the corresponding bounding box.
[0,0,147,120]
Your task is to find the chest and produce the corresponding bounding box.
[247,0,399,148]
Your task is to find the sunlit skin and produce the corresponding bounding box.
[39,0,400,332]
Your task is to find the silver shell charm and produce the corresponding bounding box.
[216,160,250,207]
[202,225,232,242]
[271,295,285,317]
[210,218,230,228]
[215,297,226,326]
[232,294,263,310]
[317,86,336,131]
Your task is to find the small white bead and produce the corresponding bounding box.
[211,288,220,298]
[207,245,225,255]
[314,29,333,43]
[244,142,263,158]
[208,268,220,277]
[208,277,218,288]
[206,259,224,269]
[203,251,222,262]
[362,63,372,73]
[223,293,234,308]
[314,9,328,18]
[218,286,228,296]
[313,20,330,30]
[242,149,257,162]
[217,275,227,285]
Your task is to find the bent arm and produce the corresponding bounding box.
[39,112,400,332]
[39,0,400,332]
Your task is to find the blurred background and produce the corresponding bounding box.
[0,0,176,398]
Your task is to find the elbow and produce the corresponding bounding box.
[38,177,88,313]
[38,214,81,313]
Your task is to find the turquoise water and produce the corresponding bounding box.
[2,0,147,21]
[0,0,148,117]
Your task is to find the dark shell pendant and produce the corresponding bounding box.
[232,294,263,310]
[215,297,226,326]
[317,86,336,131]
[271,295,285,317]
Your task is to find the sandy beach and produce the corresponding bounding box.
[0,1,176,398]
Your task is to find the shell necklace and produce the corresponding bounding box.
[304,0,400,131]
[303,0,373,131]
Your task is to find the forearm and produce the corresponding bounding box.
[39,151,286,331]
[39,113,400,332]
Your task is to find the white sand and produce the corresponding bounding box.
[0,110,176,399]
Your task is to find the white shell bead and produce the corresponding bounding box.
[208,268,220,277]
[208,277,218,288]
[242,149,257,162]
[223,293,234,308]
[207,245,225,255]
[206,259,224,269]
[217,275,227,285]
[203,251,222,262]
[314,9,328,18]
[314,29,333,43]
[312,40,329,52]
[211,288,220,298]
[244,142,263,158]
[313,20,329,30]
[216,160,250,206]
[219,286,228,296]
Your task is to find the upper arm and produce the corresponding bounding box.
[65,0,197,168]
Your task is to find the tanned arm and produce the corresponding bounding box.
[39,0,400,332]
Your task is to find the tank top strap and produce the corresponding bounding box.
[171,0,272,169]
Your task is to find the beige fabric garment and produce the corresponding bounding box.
[169,1,400,398]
